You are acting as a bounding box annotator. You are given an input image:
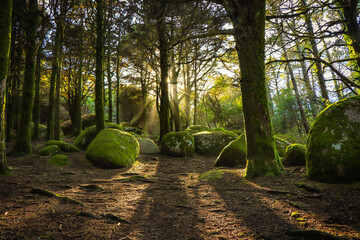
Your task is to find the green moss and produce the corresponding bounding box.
[185,125,210,134]
[74,122,124,150]
[283,144,306,166]
[161,131,195,157]
[211,127,226,132]
[274,137,291,157]
[199,170,224,181]
[86,128,139,168]
[48,154,69,166]
[193,131,238,156]
[306,95,360,182]
[46,140,80,152]
[39,145,61,156]
[215,133,247,167]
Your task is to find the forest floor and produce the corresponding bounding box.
[1,138,360,240]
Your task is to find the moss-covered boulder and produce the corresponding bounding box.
[275,137,291,157]
[283,144,306,166]
[193,131,238,156]
[307,96,360,182]
[138,138,159,154]
[215,134,247,167]
[48,154,69,166]
[81,114,97,129]
[31,123,53,139]
[86,129,139,168]
[39,145,61,156]
[161,131,195,157]
[46,140,80,152]
[60,120,73,135]
[185,125,210,134]
[74,122,124,150]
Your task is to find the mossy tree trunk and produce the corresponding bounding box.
[95,0,105,133]
[73,21,83,136]
[116,48,121,124]
[54,25,64,140]
[338,0,360,68]
[47,12,63,140]
[33,43,42,139]
[157,1,170,141]
[222,0,283,177]
[107,4,113,123]
[11,0,39,154]
[0,0,12,174]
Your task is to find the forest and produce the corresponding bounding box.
[0,0,360,239]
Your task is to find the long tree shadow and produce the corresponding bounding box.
[120,155,203,240]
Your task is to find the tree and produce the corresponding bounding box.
[95,0,105,132]
[10,0,39,154]
[220,0,283,177]
[0,0,12,175]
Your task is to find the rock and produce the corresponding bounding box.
[74,122,124,150]
[46,140,80,152]
[283,144,306,166]
[39,145,61,156]
[275,137,291,157]
[138,138,159,154]
[193,131,237,156]
[81,114,97,129]
[86,129,139,168]
[185,125,210,134]
[161,131,195,157]
[48,154,69,166]
[60,120,73,135]
[215,134,247,167]
[307,95,360,182]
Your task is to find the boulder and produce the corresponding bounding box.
[39,145,61,156]
[193,131,237,156]
[81,114,97,129]
[215,134,247,167]
[185,125,210,134]
[46,140,80,152]
[307,95,360,182]
[275,137,291,157]
[161,131,195,157]
[60,120,73,135]
[74,122,124,150]
[283,144,306,166]
[48,154,69,166]
[138,138,159,154]
[86,129,139,168]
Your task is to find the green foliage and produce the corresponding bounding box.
[48,154,69,166]
[199,76,244,130]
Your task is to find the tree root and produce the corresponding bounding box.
[30,187,84,206]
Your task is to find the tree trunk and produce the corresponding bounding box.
[10,0,39,154]
[107,50,112,123]
[157,1,170,141]
[33,44,42,139]
[47,15,63,140]
[222,0,283,177]
[301,0,329,103]
[0,0,12,174]
[54,26,64,140]
[73,55,83,136]
[338,0,360,68]
[295,42,318,118]
[116,51,120,124]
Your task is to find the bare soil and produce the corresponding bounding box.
[1,139,360,240]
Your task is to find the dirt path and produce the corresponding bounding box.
[1,140,360,239]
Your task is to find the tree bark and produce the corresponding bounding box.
[0,0,12,174]
[54,25,64,140]
[11,0,39,154]
[222,0,283,177]
[157,1,170,141]
[33,43,42,139]
[95,0,105,132]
